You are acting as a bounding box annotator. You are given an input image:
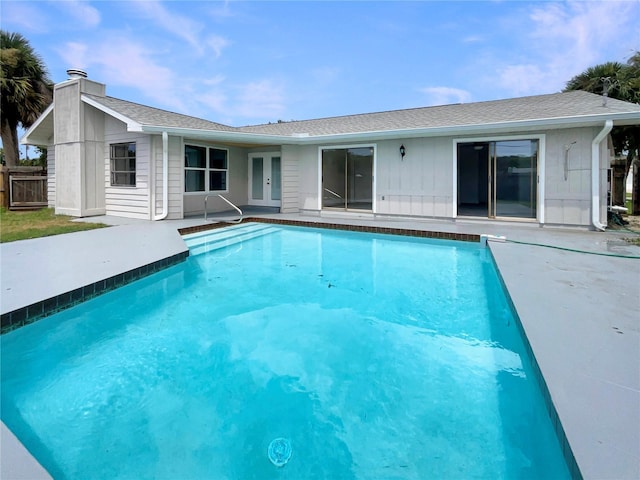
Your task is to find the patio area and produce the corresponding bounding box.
[1,212,639,479]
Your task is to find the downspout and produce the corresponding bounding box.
[591,120,613,231]
[153,131,169,221]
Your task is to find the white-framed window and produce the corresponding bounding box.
[184,145,228,192]
[110,142,136,187]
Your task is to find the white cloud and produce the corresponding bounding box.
[131,1,230,59]
[132,1,203,53]
[57,38,182,111]
[55,0,101,28]
[235,79,286,120]
[198,91,228,113]
[496,64,547,97]
[58,42,90,70]
[203,74,226,87]
[207,0,234,20]
[462,35,483,44]
[206,35,231,58]
[496,0,637,96]
[419,87,472,106]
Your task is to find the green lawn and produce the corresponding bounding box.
[0,208,107,243]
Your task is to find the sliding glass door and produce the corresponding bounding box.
[492,140,538,218]
[457,139,538,219]
[322,147,373,211]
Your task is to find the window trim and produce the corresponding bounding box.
[184,144,229,194]
[110,142,136,187]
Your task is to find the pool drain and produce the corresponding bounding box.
[268,438,292,467]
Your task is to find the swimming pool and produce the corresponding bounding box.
[1,222,571,479]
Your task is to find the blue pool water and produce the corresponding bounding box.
[1,223,571,479]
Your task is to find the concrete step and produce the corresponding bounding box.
[183,223,279,256]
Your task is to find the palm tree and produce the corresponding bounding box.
[565,62,630,99]
[564,54,640,214]
[0,31,53,167]
[623,52,640,215]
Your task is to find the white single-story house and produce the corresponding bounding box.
[22,70,640,229]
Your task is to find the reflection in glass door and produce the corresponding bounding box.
[322,147,373,211]
[457,139,538,219]
[491,140,538,218]
[249,153,281,207]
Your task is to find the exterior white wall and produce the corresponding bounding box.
[54,143,82,215]
[44,77,612,227]
[53,82,82,216]
[281,145,300,213]
[104,116,151,219]
[296,144,321,211]
[83,105,105,215]
[296,138,454,217]
[542,127,597,226]
[151,134,183,220]
[52,78,107,217]
[293,126,604,227]
[47,143,55,208]
[375,137,454,217]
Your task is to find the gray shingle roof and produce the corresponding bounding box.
[239,91,640,136]
[83,94,237,132]
[85,90,639,138]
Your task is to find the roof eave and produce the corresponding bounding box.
[20,104,54,146]
[291,111,640,143]
[140,111,639,144]
[140,125,299,145]
[81,95,143,131]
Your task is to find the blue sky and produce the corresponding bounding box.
[2,0,639,128]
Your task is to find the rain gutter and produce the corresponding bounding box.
[591,120,613,231]
[153,131,169,221]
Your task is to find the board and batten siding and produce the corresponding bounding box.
[296,138,454,218]
[375,137,454,218]
[543,126,609,226]
[104,116,151,219]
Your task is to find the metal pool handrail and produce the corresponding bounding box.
[204,194,243,223]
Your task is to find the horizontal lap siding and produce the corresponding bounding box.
[47,143,55,207]
[281,145,300,213]
[104,117,150,219]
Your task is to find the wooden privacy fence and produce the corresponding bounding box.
[0,166,48,210]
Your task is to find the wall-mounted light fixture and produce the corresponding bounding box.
[400,144,406,159]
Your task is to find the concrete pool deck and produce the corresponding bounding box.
[1,212,639,479]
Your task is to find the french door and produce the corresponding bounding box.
[248,153,281,207]
[321,147,373,211]
[457,140,538,219]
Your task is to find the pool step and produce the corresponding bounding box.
[183,223,279,256]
